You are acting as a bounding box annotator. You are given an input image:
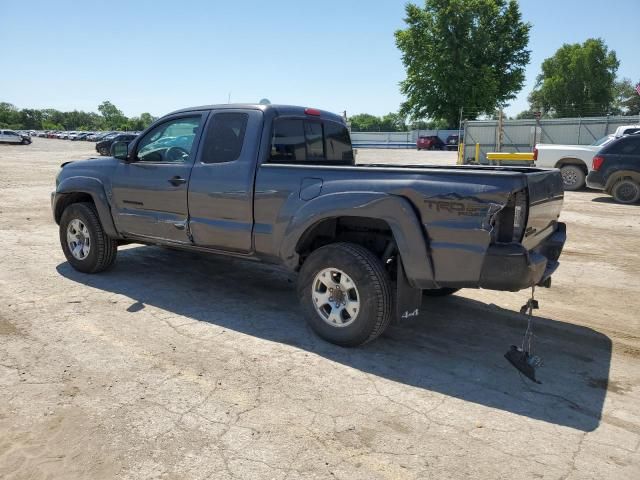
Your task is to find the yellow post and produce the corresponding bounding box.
[475,143,480,164]
[457,143,465,165]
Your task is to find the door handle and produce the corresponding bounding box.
[169,176,186,186]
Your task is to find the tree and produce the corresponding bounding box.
[98,100,128,129]
[395,0,530,127]
[611,78,640,116]
[0,102,20,128]
[529,39,619,117]
[348,113,409,132]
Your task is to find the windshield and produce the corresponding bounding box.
[591,135,613,146]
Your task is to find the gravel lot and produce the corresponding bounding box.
[1,139,639,479]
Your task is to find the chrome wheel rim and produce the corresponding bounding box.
[561,168,578,187]
[311,268,360,328]
[66,219,91,260]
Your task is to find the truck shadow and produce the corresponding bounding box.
[56,245,612,432]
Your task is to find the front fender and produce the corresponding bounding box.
[55,176,119,238]
[279,192,437,288]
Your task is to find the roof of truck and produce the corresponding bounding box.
[168,104,345,123]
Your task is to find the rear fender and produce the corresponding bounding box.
[281,192,437,288]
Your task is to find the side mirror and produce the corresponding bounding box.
[111,141,133,161]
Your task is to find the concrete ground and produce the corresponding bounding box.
[0,139,639,479]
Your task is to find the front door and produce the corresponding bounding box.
[111,113,206,243]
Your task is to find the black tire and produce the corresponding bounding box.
[59,202,117,273]
[559,165,586,191]
[99,147,109,156]
[423,287,460,297]
[611,179,640,204]
[297,242,393,347]
[21,138,30,145]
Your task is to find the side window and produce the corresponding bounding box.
[270,119,306,162]
[606,137,640,155]
[136,116,201,163]
[201,112,248,164]
[325,121,354,162]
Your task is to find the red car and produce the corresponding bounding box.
[416,135,445,151]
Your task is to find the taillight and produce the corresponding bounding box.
[533,147,538,161]
[592,156,604,171]
[304,108,321,116]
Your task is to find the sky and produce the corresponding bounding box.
[1,0,638,120]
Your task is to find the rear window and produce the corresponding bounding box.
[603,136,640,155]
[270,118,353,164]
[201,112,248,163]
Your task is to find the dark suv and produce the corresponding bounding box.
[96,133,137,156]
[587,133,640,204]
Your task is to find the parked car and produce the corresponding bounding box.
[71,132,90,141]
[444,134,461,151]
[52,103,566,347]
[96,133,137,155]
[416,135,445,150]
[587,133,640,204]
[534,131,637,191]
[0,129,31,144]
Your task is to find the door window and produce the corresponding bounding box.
[200,112,248,163]
[136,116,201,163]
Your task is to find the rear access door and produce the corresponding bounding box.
[110,112,207,243]
[187,108,264,252]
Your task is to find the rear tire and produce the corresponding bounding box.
[59,202,117,273]
[611,179,640,204]
[559,165,586,191]
[297,242,393,347]
[423,287,460,297]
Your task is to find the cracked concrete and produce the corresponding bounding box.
[0,139,639,479]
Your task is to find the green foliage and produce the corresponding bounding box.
[349,112,453,131]
[0,100,155,131]
[611,78,640,116]
[395,0,530,127]
[529,39,619,117]
[515,108,537,120]
[349,112,409,132]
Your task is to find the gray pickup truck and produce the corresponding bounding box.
[52,104,566,346]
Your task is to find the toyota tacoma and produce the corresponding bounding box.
[52,104,566,346]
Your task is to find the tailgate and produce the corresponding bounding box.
[522,170,564,250]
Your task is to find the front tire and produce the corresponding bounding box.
[297,242,393,347]
[59,202,117,273]
[560,165,586,191]
[611,179,640,204]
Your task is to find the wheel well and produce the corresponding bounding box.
[555,158,587,175]
[296,217,395,263]
[606,171,640,193]
[54,192,95,224]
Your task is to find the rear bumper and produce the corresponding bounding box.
[586,171,605,190]
[479,222,566,291]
